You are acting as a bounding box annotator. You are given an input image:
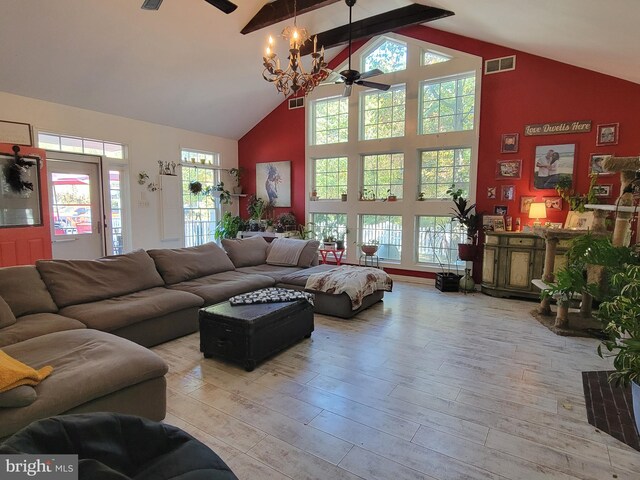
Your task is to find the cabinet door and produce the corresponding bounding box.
[505,249,534,290]
[482,246,498,286]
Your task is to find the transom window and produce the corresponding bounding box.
[361,85,406,140]
[363,38,407,73]
[416,216,465,266]
[38,133,124,159]
[312,96,349,145]
[362,153,404,199]
[419,73,476,134]
[360,214,402,261]
[313,157,348,200]
[420,148,471,199]
[181,149,220,247]
[310,213,348,243]
[423,50,451,66]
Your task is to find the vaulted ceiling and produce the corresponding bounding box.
[0,0,638,140]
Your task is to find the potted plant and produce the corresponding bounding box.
[417,192,426,201]
[446,184,480,261]
[360,188,376,201]
[357,240,379,255]
[228,167,243,194]
[341,192,348,202]
[386,189,397,202]
[189,180,203,195]
[214,212,242,240]
[276,212,297,232]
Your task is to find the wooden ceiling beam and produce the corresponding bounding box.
[299,4,454,56]
[241,0,341,35]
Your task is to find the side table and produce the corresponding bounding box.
[319,248,345,265]
[359,253,379,268]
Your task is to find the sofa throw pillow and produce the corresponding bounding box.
[147,242,236,284]
[297,240,321,268]
[266,238,319,267]
[0,385,37,408]
[0,266,58,317]
[222,236,269,268]
[0,296,17,329]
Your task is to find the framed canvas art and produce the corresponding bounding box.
[590,154,613,175]
[255,161,291,207]
[496,159,522,180]
[533,143,575,190]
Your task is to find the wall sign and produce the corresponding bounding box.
[0,120,33,146]
[524,120,591,136]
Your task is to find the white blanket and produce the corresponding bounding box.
[266,238,306,266]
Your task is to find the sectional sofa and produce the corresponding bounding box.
[2,236,388,438]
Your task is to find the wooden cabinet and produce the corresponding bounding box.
[481,232,568,299]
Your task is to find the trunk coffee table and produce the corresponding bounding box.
[199,298,314,371]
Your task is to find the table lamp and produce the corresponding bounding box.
[528,202,547,226]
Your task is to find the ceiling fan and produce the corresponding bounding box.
[324,0,390,97]
[141,0,237,14]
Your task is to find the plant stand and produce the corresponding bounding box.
[435,273,461,292]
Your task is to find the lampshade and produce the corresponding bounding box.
[528,202,547,220]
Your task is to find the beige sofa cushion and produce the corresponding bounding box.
[0,386,37,408]
[0,265,58,316]
[59,287,203,332]
[222,236,269,267]
[37,250,164,308]
[235,264,302,282]
[0,329,168,438]
[0,296,16,328]
[147,243,235,285]
[169,271,275,305]
[0,313,86,348]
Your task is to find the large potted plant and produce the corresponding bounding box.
[214,212,243,240]
[446,185,480,261]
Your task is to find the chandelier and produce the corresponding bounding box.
[262,0,329,97]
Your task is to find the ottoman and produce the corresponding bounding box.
[199,299,314,371]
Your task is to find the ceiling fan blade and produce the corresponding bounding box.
[343,84,353,97]
[322,70,344,84]
[358,69,384,80]
[141,0,163,10]
[203,0,237,14]
[356,80,391,91]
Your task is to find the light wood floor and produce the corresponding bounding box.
[154,281,640,480]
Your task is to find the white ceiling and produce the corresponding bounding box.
[0,0,638,140]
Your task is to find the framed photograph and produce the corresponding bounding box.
[533,143,575,190]
[0,120,32,146]
[590,154,613,175]
[592,184,612,198]
[483,215,504,231]
[548,222,564,229]
[501,133,519,153]
[596,123,619,146]
[543,196,563,210]
[501,185,515,201]
[520,196,535,213]
[493,218,506,231]
[487,187,496,199]
[255,160,291,207]
[496,159,522,180]
[564,211,594,230]
[494,205,508,215]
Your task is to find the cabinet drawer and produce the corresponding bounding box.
[558,239,572,249]
[485,235,499,245]
[508,237,535,246]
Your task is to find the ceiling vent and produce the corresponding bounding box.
[288,97,305,110]
[141,0,164,10]
[484,55,516,75]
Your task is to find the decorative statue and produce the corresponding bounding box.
[158,160,164,175]
[170,161,177,175]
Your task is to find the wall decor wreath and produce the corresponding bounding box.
[3,145,35,194]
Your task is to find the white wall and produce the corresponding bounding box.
[0,91,238,250]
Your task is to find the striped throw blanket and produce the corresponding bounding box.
[305,265,392,310]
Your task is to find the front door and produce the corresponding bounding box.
[48,153,105,259]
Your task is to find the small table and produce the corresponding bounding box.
[359,253,379,268]
[199,298,314,371]
[319,248,345,265]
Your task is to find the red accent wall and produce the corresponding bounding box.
[0,144,52,266]
[238,26,640,278]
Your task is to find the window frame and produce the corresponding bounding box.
[360,84,407,141]
[312,156,348,200]
[361,152,404,200]
[310,95,349,146]
[361,36,408,74]
[418,72,476,135]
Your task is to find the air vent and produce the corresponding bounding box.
[288,97,304,110]
[141,0,163,10]
[484,55,516,75]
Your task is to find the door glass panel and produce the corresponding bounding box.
[51,173,92,235]
[109,170,123,254]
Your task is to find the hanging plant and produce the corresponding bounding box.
[189,180,203,194]
[3,146,35,194]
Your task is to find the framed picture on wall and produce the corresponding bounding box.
[543,196,563,210]
[565,211,594,230]
[501,133,519,153]
[520,196,535,213]
[596,123,619,146]
[487,187,496,199]
[592,184,612,198]
[590,154,613,175]
[496,159,522,180]
[483,215,505,232]
[533,143,575,190]
[494,205,508,215]
[501,185,515,201]
[255,161,291,207]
